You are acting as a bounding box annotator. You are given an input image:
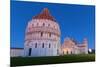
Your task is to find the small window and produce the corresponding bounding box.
[48,32,51,37]
[42,43,44,48]
[49,43,51,48]
[28,48,32,56]
[35,43,37,48]
[66,51,68,54]
[71,51,72,54]
[43,23,45,26]
[41,32,43,37]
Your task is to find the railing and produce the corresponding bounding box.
[25,37,58,41]
[26,26,60,36]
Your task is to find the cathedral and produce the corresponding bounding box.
[10,8,88,57]
[61,37,88,55]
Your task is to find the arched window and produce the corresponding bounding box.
[43,23,45,26]
[48,32,51,37]
[49,43,51,48]
[42,43,44,48]
[71,51,72,54]
[41,32,43,37]
[28,48,32,56]
[66,51,68,54]
[35,43,37,48]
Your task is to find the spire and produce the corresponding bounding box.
[41,8,50,15]
[33,8,56,21]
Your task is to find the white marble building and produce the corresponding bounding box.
[24,8,61,57]
[10,8,88,57]
[10,48,24,57]
[61,37,88,55]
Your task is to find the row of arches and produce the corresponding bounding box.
[34,43,51,48]
[29,22,58,30]
[28,47,59,56]
[27,27,59,36]
[63,50,73,54]
[26,32,59,41]
[40,32,51,37]
[27,42,57,48]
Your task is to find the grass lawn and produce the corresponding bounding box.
[11,54,95,66]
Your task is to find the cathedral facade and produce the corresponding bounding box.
[10,8,88,57]
[61,37,88,55]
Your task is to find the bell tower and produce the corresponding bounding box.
[83,38,88,54]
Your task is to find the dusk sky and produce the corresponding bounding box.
[11,1,95,49]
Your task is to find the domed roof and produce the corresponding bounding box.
[33,8,56,21]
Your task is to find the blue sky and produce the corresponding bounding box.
[11,1,95,49]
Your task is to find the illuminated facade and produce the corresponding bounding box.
[61,37,88,55]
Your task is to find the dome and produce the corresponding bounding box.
[24,8,61,57]
[33,8,56,22]
[26,8,60,38]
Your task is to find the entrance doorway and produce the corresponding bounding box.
[28,48,32,56]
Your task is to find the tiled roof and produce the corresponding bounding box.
[33,8,56,21]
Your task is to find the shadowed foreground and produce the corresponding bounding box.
[11,54,95,66]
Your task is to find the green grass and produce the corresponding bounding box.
[11,54,95,66]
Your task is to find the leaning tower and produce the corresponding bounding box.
[24,8,61,57]
[82,38,88,54]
